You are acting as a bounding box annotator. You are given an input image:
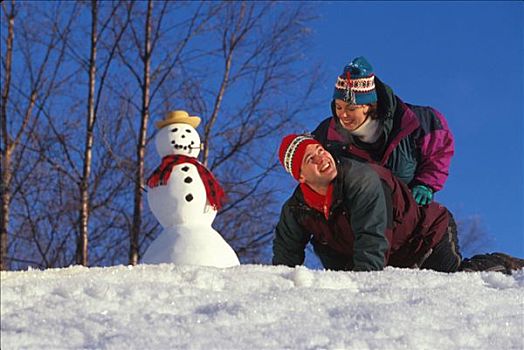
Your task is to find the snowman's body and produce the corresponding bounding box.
[146,162,215,228]
[142,116,240,267]
[140,224,239,267]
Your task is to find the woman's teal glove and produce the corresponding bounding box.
[412,185,433,205]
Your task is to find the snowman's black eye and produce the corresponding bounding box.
[171,128,178,132]
[186,129,191,133]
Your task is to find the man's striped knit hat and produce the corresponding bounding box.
[333,56,377,105]
[279,134,319,180]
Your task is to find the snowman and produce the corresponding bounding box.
[141,110,240,267]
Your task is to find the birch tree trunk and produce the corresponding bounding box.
[76,0,98,266]
[129,0,152,265]
[0,1,15,271]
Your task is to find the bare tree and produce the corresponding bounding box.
[189,2,319,261]
[76,0,98,266]
[128,0,153,266]
[72,0,133,266]
[1,1,78,269]
[2,1,135,270]
[457,215,494,257]
[0,0,16,271]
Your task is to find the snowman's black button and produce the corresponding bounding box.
[184,177,193,184]
[185,194,193,202]
[181,166,190,172]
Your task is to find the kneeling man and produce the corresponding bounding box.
[273,134,461,272]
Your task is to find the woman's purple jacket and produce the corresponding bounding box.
[312,78,454,192]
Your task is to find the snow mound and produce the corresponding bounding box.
[1,264,523,349]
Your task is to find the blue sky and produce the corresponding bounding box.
[298,1,523,257]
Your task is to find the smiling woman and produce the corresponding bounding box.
[313,56,454,206]
[334,102,367,130]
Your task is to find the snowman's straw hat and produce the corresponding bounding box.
[156,110,201,129]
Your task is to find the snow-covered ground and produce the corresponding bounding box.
[1,264,523,350]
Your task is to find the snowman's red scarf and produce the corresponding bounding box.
[147,155,226,210]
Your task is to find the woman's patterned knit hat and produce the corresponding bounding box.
[333,56,377,105]
[279,134,319,180]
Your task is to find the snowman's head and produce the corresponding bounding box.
[155,123,201,158]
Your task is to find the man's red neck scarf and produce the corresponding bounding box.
[300,183,334,220]
[147,155,226,210]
